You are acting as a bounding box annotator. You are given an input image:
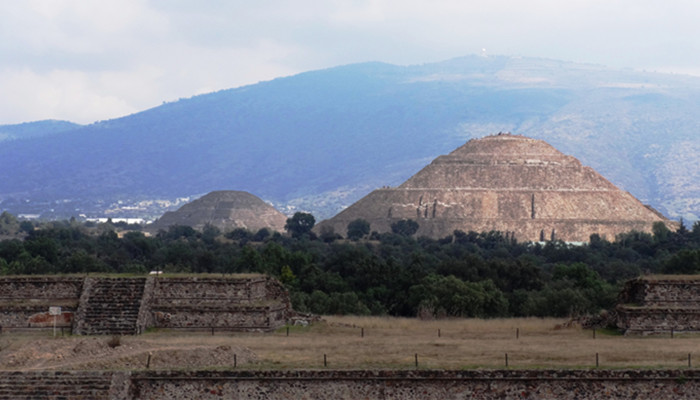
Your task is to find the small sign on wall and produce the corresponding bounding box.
[49,306,62,338]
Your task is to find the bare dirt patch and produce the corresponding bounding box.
[0,334,255,371]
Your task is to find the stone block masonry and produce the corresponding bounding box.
[0,277,83,330]
[0,275,292,334]
[3,370,700,400]
[148,276,291,331]
[0,371,116,399]
[616,276,700,335]
[73,277,147,335]
[127,370,700,399]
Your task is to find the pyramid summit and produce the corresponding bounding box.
[148,190,287,233]
[318,134,676,242]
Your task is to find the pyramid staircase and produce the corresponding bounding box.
[73,278,147,335]
[0,371,114,399]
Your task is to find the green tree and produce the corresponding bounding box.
[0,212,19,235]
[226,228,252,241]
[391,219,419,236]
[201,224,221,244]
[410,274,508,318]
[285,212,315,238]
[252,228,272,242]
[308,290,330,314]
[280,265,297,286]
[19,220,34,234]
[319,225,340,243]
[0,257,9,275]
[664,249,700,274]
[652,221,670,243]
[346,219,370,240]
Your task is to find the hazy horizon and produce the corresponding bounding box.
[2,1,699,125]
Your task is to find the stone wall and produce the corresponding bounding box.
[0,277,83,330]
[0,276,292,333]
[4,369,700,399]
[148,276,291,331]
[616,276,700,335]
[619,278,700,307]
[152,276,273,304]
[128,370,700,399]
[0,370,117,399]
[0,277,83,299]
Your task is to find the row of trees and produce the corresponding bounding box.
[1,211,699,319]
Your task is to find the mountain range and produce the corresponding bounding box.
[0,55,698,223]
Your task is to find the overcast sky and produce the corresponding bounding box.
[1,0,699,125]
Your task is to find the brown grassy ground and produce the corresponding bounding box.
[1,316,698,371]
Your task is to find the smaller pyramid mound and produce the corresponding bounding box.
[148,191,287,233]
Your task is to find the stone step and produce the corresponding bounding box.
[82,331,135,335]
[83,313,140,317]
[0,372,112,399]
[83,314,139,319]
[90,292,143,297]
[76,277,148,335]
[86,305,140,309]
[82,316,139,321]
[81,318,138,322]
[0,385,111,392]
[0,381,111,388]
[84,325,137,329]
[84,308,140,313]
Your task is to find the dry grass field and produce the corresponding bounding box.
[238,316,700,370]
[1,316,699,371]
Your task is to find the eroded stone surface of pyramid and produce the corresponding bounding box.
[318,134,676,242]
[148,190,287,233]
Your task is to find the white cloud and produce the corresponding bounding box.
[0,68,136,123]
[1,0,699,124]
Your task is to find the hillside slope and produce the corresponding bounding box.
[0,55,698,222]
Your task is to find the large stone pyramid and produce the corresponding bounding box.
[317,134,676,242]
[148,190,287,233]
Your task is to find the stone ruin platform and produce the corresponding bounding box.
[2,369,700,400]
[0,275,296,335]
[616,275,700,335]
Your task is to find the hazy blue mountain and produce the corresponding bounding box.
[0,120,82,142]
[0,55,698,222]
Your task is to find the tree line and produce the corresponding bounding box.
[1,211,699,319]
